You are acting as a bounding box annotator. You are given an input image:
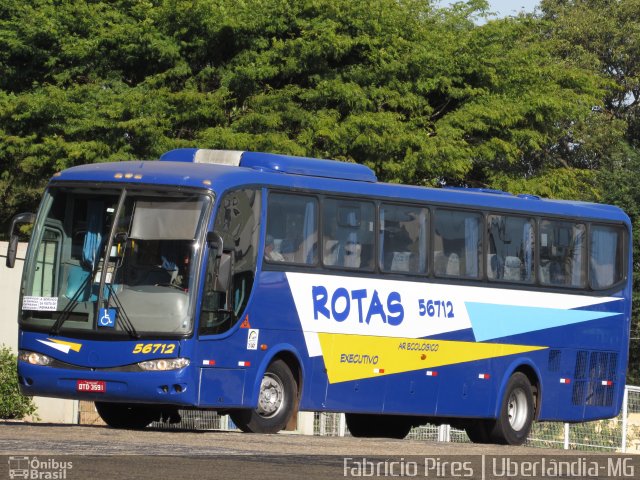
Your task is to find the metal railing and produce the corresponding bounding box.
[151,385,640,453]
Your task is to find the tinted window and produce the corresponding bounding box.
[265,193,318,265]
[379,203,428,274]
[434,210,482,278]
[323,198,375,270]
[200,189,261,335]
[539,220,586,287]
[487,215,535,283]
[590,225,625,289]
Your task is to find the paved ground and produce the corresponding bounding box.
[0,422,636,480]
[0,421,551,456]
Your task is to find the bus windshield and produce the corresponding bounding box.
[20,186,210,337]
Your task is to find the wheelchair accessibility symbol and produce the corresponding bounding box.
[98,308,117,328]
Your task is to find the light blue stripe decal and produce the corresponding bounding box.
[466,302,620,342]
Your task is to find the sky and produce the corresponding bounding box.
[440,1,540,18]
[487,0,540,17]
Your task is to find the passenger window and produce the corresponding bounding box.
[539,220,586,288]
[322,198,375,270]
[265,193,318,265]
[590,225,624,289]
[200,189,261,335]
[433,210,482,278]
[379,203,428,274]
[486,215,535,283]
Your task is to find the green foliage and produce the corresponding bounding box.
[598,151,640,385]
[540,0,640,146]
[0,0,627,225]
[0,345,37,420]
[490,167,600,201]
[540,0,640,384]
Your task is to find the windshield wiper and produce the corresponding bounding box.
[49,262,140,338]
[92,189,140,338]
[104,284,139,339]
[49,271,93,336]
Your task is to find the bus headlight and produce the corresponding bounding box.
[18,350,53,366]
[137,358,190,371]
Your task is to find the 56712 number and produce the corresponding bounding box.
[418,299,454,318]
[132,343,176,354]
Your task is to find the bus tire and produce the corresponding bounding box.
[345,413,413,439]
[230,359,297,434]
[464,419,495,443]
[489,372,534,445]
[95,402,158,429]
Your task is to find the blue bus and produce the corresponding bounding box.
[8,148,631,445]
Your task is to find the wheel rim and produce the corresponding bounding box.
[257,373,285,418]
[507,387,528,431]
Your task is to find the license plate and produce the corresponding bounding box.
[76,380,106,393]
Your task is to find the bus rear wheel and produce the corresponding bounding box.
[230,359,297,434]
[489,372,534,445]
[95,402,159,429]
[345,413,414,439]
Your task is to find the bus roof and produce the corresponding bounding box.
[51,149,630,224]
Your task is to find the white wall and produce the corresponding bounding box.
[0,241,26,352]
[0,241,77,424]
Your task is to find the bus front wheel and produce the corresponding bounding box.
[489,372,534,445]
[230,359,297,434]
[95,402,158,429]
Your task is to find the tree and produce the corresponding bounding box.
[0,0,628,217]
[540,0,640,384]
[0,345,37,419]
[540,0,640,146]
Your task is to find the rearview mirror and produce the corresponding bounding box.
[206,231,224,256]
[214,252,232,293]
[207,230,232,295]
[6,212,36,268]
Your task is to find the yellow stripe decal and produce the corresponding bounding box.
[317,333,546,384]
[47,338,82,352]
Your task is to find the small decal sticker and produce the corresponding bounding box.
[36,338,82,354]
[240,316,251,329]
[22,296,58,311]
[247,329,259,350]
[98,308,117,328]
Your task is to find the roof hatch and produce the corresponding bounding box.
[159,148,378,183]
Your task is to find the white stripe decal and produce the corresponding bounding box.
[285,272,621,356]
[36,339,71,354]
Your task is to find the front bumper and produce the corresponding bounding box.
[18,362,197,406]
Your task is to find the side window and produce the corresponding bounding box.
[322,198,375,270]
[379,203,428,274]
[199,189,261,335]
[590,224,625,289]
[486,215,535,283]
[539,220,586,288]
[433,210,482,279]
[264,193,318,265]
[32,227,62,297]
